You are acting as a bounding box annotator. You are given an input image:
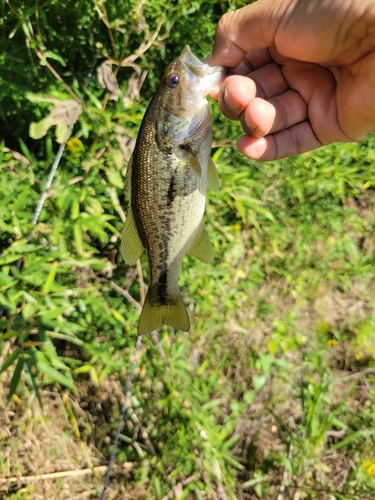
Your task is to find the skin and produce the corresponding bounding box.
[208,0,375,160]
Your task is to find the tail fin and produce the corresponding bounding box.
[137,293,190,335]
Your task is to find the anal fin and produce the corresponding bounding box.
[188,223,214,263]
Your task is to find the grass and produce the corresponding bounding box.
[3,136,375,499]
[1,0,375,498]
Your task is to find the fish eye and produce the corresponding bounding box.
[166,73,179,89]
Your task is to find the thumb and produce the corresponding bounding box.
[209,0,288,67]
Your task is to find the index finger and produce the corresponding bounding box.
[210,0,285,67]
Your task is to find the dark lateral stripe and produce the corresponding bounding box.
[155,214,172,305]
[167,174,176,206]
[157,268,168,305]
[156,242,169,305]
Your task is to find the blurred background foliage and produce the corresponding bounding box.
[1,0,375,499]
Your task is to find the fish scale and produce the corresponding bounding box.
[121,46,225,335]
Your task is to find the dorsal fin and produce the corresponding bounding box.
[121,154,144,265]
[125,154,133,198]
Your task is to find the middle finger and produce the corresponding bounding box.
[218,63,291,120]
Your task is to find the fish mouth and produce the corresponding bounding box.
[180,45,226,95]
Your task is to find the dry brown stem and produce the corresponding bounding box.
[110,280,142,312]
[0,465,108,484]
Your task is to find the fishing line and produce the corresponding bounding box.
[0,52,98,319]
[100,334,143,500]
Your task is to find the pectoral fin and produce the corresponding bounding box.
[121,208,144,265]
[188,223,214,263]
[190,155,202,176]
[208,157,219,193]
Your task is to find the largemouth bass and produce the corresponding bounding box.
[121,46,225,335]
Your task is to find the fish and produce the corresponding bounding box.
[121,45,225,335]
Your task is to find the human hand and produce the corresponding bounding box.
[209,0,375,160]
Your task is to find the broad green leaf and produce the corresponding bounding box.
[32,359,76,392]
[0,254,23,266]
[222,434,240,450]
[0,278,18,291]
[73,223,84,253]
[38,306,67,322]
[90,367,99,387]
[110,308,127,325]
[0,330,18,341]
[44,50,67,67]
[154,477,161,497]
[22,301,35,320]
[73,364,92,374]
[252,374,267,391]
[106,169,124,189]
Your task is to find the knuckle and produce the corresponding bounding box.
[216,11,235,38]
[270,134,279,159]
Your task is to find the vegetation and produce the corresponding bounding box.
[1,0,375,498]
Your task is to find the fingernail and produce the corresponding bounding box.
[223,84,240,114]
[243,111,256,133]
